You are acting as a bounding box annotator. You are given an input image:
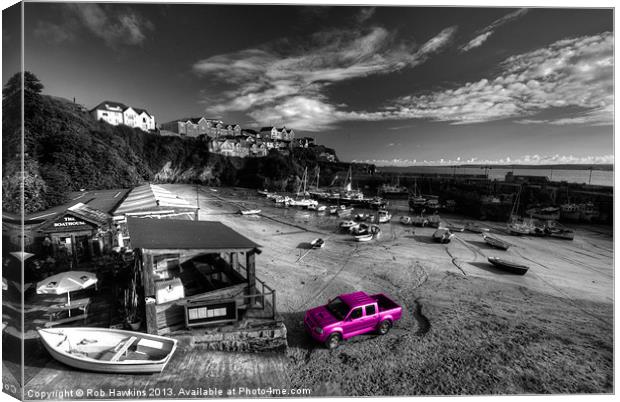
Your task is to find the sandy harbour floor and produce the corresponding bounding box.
[12,184,614,398]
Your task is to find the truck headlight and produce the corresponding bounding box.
[314,327,324,334]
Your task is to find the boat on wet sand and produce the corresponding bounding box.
[400,216,412,225]
[377,209,392,223]
[488,257,529,275]
[310,238,325,248]
[37,327,178,373]
[432,228,454,244]
[465,222,490,233]
[239,208,261,215]
[482,233,511,250]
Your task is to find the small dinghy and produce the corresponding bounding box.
[355,213,369,221]
[400,216,412,225]
[351,223,370,235]
[340,220,358,229]
[310,238,325,248]
[337,207,353,217]
[355,233,373,242]
[307,204,317,211]
[239,209,261,215]
[377,210,392,223]
[487,257,529,275]
[317,205,327,212]
[329,205,339,214]
[464,222,490,233]
[411,216,428,227]
[37,327,178,373]
[432,228,454,244]
[482,233,511,250]
[447,224,464,232]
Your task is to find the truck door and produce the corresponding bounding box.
[344,305,377,337]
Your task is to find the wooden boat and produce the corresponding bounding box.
[355,233,373,242]
[432,228,454,244]
[377,210,392,223]
[482,233,511,250]
[426,214,441,228]
[337,207,354,217]
[37,327,177,373]
[464,222,490,233]
[446,224,464,232]
[545,222,575,240]
[351,223,370,235]
[411,216,428,227]
[400,216,412,225]
[310,238,325,248]
[239,209,261,215]
[340,220,358,230]
[487,257,529,275]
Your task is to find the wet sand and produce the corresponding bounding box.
[16,184,613,397]
[170,184,613,395]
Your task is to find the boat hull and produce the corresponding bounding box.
[488,257,529,275]
[483,234,511,250]
[38,327,177,374]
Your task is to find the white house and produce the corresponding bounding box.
[90,101,156,132]
[90,101,126,126]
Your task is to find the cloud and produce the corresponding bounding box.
[353,153,614,166]
[387,32,613,125]
[33,21,76,44]
[193,25,457,130]
[44,4,154,48]
[460,8,528,52]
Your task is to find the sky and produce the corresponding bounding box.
[4,2,614,166]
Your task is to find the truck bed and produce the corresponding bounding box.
[371,293,400,312]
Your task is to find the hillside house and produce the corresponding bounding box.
[90,101,156,132]
[259,127,295,143]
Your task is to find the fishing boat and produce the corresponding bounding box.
[482,233,511,250]
[239,208,261,215]
[339,220,359,231]
[400,216,412,225]
[507,186,535,235]
[351,223,370,235]
[579,202,599,222]
[560,203,581,221]
[526,206,560,221]
[464,222,490,233]
[310,238,325,248]
[368,197,386,210]
[411,215,428,227]
[487,257,529,275]
[408,179,427,212]
[545,222,575,240]
[37,327,178,374]
[426,213,441,228]
[337,206,354,217]
[377,210,392,223]
[355,233,374,242]
[432,228,454,244]
[446,224,464,232]
[424,196,441,212]
[378,176,409,199]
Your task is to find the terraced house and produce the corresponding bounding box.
[90,101,156,132]
[160,117,241,138]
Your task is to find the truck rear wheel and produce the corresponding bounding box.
[378,320,392,335]
[326,333,341,350]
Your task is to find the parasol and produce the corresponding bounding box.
[36,271,98,306]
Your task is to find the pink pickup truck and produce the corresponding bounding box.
[304,291,403,349]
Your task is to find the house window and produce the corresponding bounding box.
[143,117,147,123]
[102,112,108,116]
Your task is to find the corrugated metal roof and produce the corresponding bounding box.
[113,184,197,216]
[67,203,111,226]
[127,217,260,250]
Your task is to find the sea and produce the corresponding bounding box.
[377,166,614,187]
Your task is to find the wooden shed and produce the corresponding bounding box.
[127,217,275,335]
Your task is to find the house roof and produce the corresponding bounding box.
[90,101,128,113]
[113,184,197,215]
[259,126,274,132]
[66,203,111,226]
[133,108,152,117]
[127,217,261,250]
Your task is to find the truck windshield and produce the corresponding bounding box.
[326,297,350,320]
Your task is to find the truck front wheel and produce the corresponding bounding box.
[325,333,341,350]
[378,320,392,335]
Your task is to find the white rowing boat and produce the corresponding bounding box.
[38,327,178,373]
